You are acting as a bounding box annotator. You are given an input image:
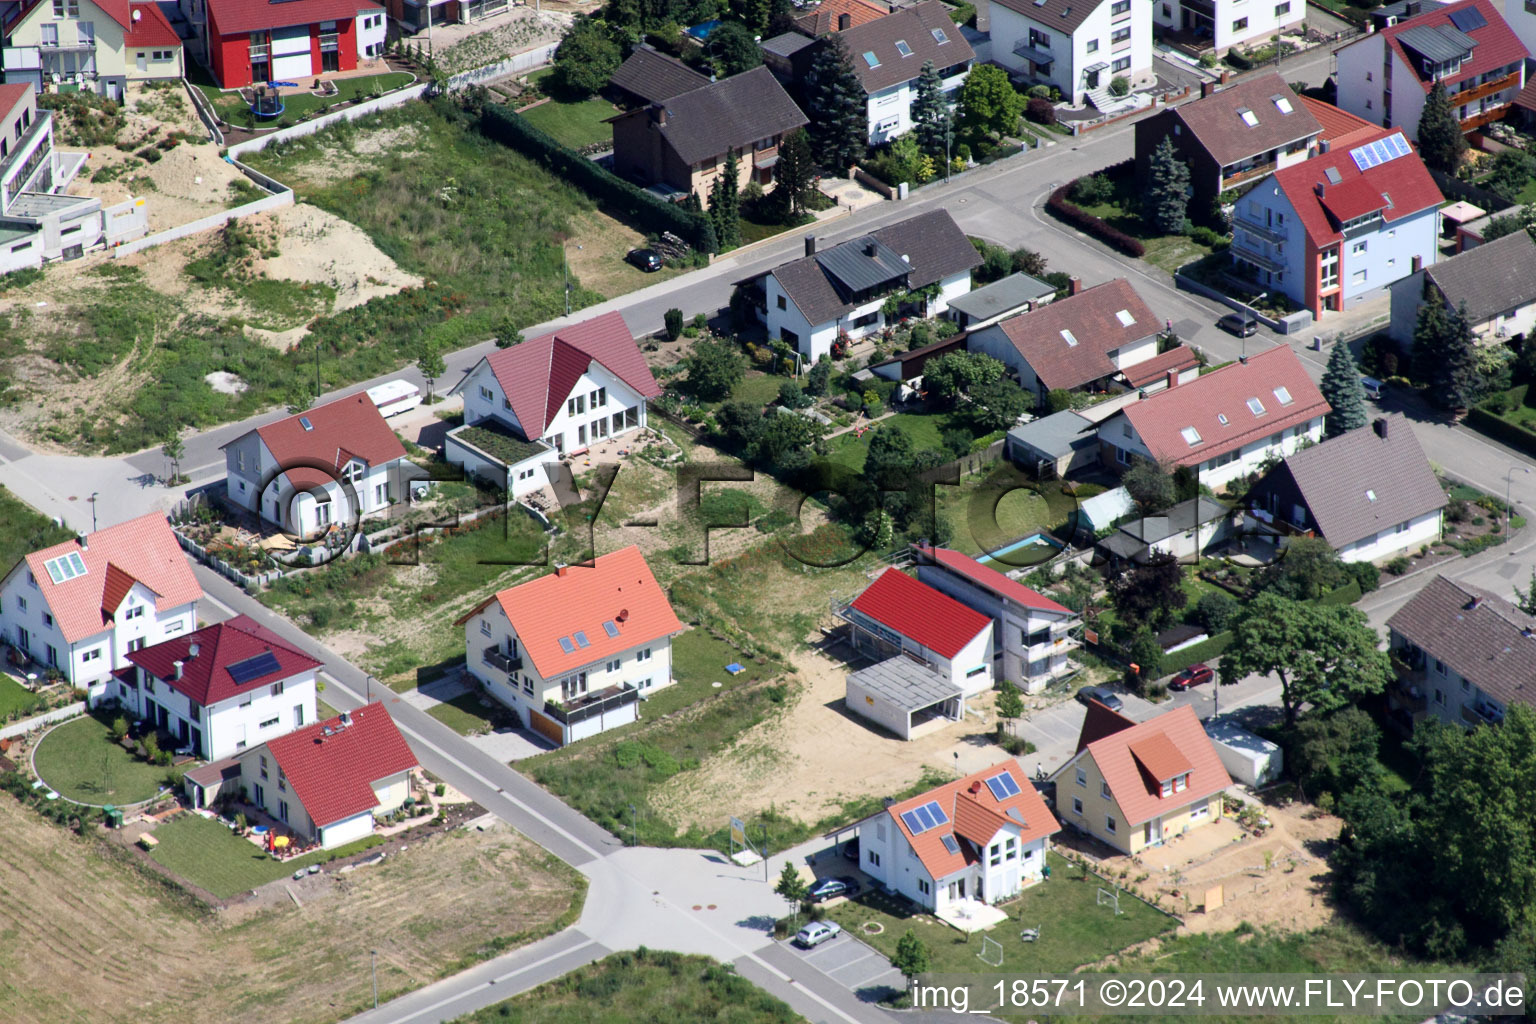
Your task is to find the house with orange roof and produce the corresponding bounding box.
[1051,702,1231,855]
[0,0,184,99]
[221,391,411,539]
[456,545,683,746]
[0,512,202,696]
[857,760,1059,912]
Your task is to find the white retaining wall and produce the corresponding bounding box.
[226,82,430,159]
[445,42,558,89]
[0,702,85,741]
[112,188,294,257]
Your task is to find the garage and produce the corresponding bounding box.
[846,657,963,741]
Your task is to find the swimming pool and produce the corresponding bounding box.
[979,532,1064,571]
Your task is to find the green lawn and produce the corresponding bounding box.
[0,674,45,721]
[32,713,180,805]
[942,473,1085,562]
[740,210,813,247]
[193,71,417,128]
[829,851,1176,976]
[644,628,788,719]
[426,688,500,735]
[0,484,73,578]
[146,811,385,899]
[1075,175,1215,274]
[519,91,620,150]
[825,411,965,470]
[457,950,805,1023]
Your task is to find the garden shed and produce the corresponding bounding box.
[1204,720,1283,787]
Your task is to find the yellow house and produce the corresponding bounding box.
[1,0,184,100]
[1052,702,1231,856]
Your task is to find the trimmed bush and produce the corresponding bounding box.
[1159,631,1234,678]
[1047,182,1146,258]
[1468,400,1536,459]
[1025,97,1057,126]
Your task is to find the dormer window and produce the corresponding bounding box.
[1159,772,1190,797]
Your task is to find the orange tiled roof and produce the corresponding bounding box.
[886,760,1059,879]
[1081,706,1231,827]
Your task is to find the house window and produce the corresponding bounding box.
[479,386,493,402]
[1105,815,1117,833]
[260,716,279,729]
[1028,28,1051,48]
[776,295,786,310]
[1232,17,1248,30]
[260,755,268,779]
[14,596,23,611]
[606,659,621,673]
[522,674,534,695]
[965,665,986,678]
[278,770,286,791]
[560,672,588,700]
[1100,780,1110,798]
[1175,773,1188,792]
[1005,837,1017,860]
[271,680,284,697]
[480,620,492,636]
[1435,689,1445,706]
[1351,240,1367,255]
[637,648,653,661]
[990,845,1002,866]
[1161,779,1173,797]
[867,850,881,867]
[1275,1,1289,11]
[43,612,52,628]
[1319,247,1339,290]
[1073,797,1084,814]
[278,800,289,822]
[1111,0,1130,13]
[52,0,79,15]
[82,648,100,662]
[125,606,144,620]
[1076,767,1086,786]
[1111,27,1131,44]
[1351,269,1367,285]
[918,878,930,894]
[1086,39,1099,53]
[1112,57,1131,72]
[46,645,57,667]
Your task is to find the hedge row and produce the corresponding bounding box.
[1466,405,1536,460]
[1046,182,1147,258]
[479,104,719,254]
[1314,579,1363,607]
[1157,631,1235,679]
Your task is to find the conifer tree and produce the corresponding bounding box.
[1145,137,1192,234]
[1320,342,1370,437]
[805,35,867,174]
[1417,81,1466,174]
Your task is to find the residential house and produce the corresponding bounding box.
[607,44,709,109]
[966,278,1182,405]
[377,0,505,35]
[1296,94,1384,149]
[220,391,410,539]
[1,0,183,98]
[1133,74,1321,214]
[609,66,808,206]
[793,0,889,37]
[1051,702,1231,855]
[834,2,974,144]
[1005,409,1099,478]
[944,271,1057,331]
[1246,415,1446,562]
[1152,0,1304,55]
[0,512,201,696]
[1096,345,1330,489]
[117,614,321,760]
[457,545,683,746]
[446,311,661,498]
[991,0,1153,108]
[911,543,1080,693]
[1386,575,1536,732]
[1334,0,1527,137]
[839,567,995,693]
[198,0,386,88]
[1508,0,1536,60]
[1388,228,1536,346]
[761,209,980,362]
[1515,77,1536,130]
[856,760,1059,912]
[1230,127,1443,316]
[239,702,417,849]
[1097,496,1231,568]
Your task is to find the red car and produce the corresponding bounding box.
[1169,663,1215,691]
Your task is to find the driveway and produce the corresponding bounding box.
[782,929,906,1004]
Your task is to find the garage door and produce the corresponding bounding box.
[528,708,563,746]
[271,24,312,80]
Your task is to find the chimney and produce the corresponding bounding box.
[188,641,200,659]
[78,533,89,551]
[1220,71,1232,84]
[1068,276,1082,296]
[1405,0,1419,15]
[1201,80,1218,98]
[1316,181,1326,199]
[339,711,353,728]
[1318,138,1331,154]
[1373,417,1389,439]
[172,660,184,680]
[804,234,817,257]
[864,241,878,256]
[648,103,667,127]
[1167,369,1178,390]
[555,564,569,577]
[1411,254,1423,274]
[838,11,851,29]
[1465,596,1482,611]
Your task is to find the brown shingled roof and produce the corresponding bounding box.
[1168,73,1321,167]
[608,45,710,105]
[642,66,808,166]
[1386,575,1536,713]
[992,278,1160,391]
[838,1,974,95]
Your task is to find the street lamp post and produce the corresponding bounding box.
[1506,465,1530,537]
[371,950,378,1009]
[1241,292,1266,360]
[89,492,98,533]
[628,803,637,847]
[366,674,373,703]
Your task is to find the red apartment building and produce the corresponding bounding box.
[203,0,384,88]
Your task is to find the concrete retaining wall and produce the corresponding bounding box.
[226,82,429,159]
[112,189,293,257]
[446,42,558,88]
[0,702,85,741]
[1174,271,1313,335]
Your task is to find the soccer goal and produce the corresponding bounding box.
[978,935,1004,967]
[1097,887,1123,915]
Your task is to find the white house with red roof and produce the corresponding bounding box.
[456,545,682,746]
[1231,128,1444,316]
[910,544,1080,694]
[856,760,1059,912]
[221,391,410,539]
[0,0,184,99]
[116,614,321,760]
[0,513,201,695]
[1095,346,1330,490]
[195,0,385,88]
[235,702,417,849]
[1334,0,1527,139]
[1051,702,1230,855]
[446,312,661,500]
[842,568,995,691]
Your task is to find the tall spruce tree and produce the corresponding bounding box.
[773,127,815,216]
[1417,81,1467,173]
[1145,137,1192,234]
[911,60,952,161]
[709,150,742,249]
[1320,342,1370,437]
[806,34,867,174]
[1414,300,1480,410]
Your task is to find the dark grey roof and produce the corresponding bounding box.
[608,45,710,105]
[1386,575,1536,711]
[1424,229,1536,324]
[649,66,809,166]
[1007,409,1096,459]
[947,272,1054,319]
[1272,415,1445,548]
[1396,24,1476,63]
[848,655,962,710]
[1113,496,1228,546]
[816,236,911,293]
[772,209,981,326]
[762,31,818,57]
[838,1,975,95]
[992,0,1104,37]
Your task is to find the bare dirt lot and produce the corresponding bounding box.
[0,797,580,1024]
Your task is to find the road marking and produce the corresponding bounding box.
[374,934,601,1023]
[739,950,871,1024]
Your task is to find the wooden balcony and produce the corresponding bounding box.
[1233,213,1285,244]
[1460,104,1513,133]
[1453,71,1521,108]
[1222,160,1278,189]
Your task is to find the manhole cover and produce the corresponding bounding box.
[708,904,717,910]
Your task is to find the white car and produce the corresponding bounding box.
[793,921,842,948]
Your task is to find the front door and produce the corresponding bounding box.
[190,726,202,755]
[136,51,147,72]
[1145,821,1153,846]
[1087,69,1101,89]
[16,627,27,652]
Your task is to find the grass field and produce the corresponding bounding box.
[518,86,619,149]
[829,852,1177,976]
[32,713,180,805]
[1074,174,1215,275]
[459,949,804,1023]
[426,688,501,735]
[0,792,583,1024]
[0,485,73,579]
[192,69,418,127]
[146,812,384,899]
[824,411,965,471]
[0,675,45,721]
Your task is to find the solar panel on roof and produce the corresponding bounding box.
[44,551,87,584]
[900,809,926,833]
[227,650,282,685]
[923,799,949,825]
[901,800,951,835]
[1448,6,1486,32]
[574,630,591,648]
[985,770,1021,800]
[940,834,960,854]
[558,636,576,654]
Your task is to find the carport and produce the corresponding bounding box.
[846,657,963,741]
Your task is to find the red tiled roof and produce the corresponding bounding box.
[886,760,1060,879]
[1116,346,1331,467]
[1081,705,1231,827]
[849,568,992,659]
[0,83,30,119]
[1296,95,1378,144]
[126,2,183,46]
[249,391,406,492]
[1074,698,1136,753]
[16,513,201,644]
[125,614,322,707]
[1269,128,1444,249]
[1375,0,1527,96]
[1515,76,1536,114]
[794,0,888,35]
[993,279,1160,391]
[1128,731,1193,782]
[910,544,1071,614]
[1122,344,1200,390]
[206,0,381,36]
[474,312,661,442]
[462,545,682,680]
[264,703,417,828]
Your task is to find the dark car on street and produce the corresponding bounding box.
[1169,663,1215,691]
[626,248,663,272]
[807,876,861,903]
[1218,312,1258,337]
[1076,685,1123,711]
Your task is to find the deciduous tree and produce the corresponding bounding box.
[921,351,1005,403]
[1320,341,1369,437]
[684,336,747,401]
[892,930,932,984]
[709,20,763,75]
[1256,535,1349,601]
[958,63,1023,141]
[774,861,808,913]
[415,339,445,403]
[1111,551,1185,631]
[552,20,620,97]
[1122,458,1177,516]
[967,377,1031,432]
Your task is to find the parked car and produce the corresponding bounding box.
[1076,685,1123,711]
[1169,663,1215,691]
[1360,376,1385,401]
[794,921,843,948]
[626,248,663,272]
[1218,312,1258,337]
[842,837,860,862]
[808,876,861,903]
